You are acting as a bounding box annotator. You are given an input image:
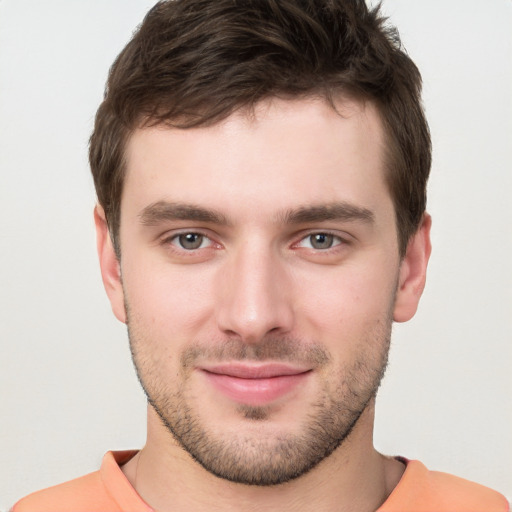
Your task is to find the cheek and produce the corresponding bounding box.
[296,263,397,338]
[121,256,215,339]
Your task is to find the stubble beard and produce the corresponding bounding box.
[127,312,392,486]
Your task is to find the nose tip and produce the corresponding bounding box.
[215,250,294,343]
[219,307,286,345]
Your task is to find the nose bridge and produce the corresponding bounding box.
[216,237,293,342]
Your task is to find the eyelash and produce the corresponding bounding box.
[163,231,216,252]
[294,232,346,251]
[161,230,349,255]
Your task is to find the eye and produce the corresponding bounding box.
[297,233,342,250]
[172,232,211,250]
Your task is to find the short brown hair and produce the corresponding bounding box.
[89,0,431,257]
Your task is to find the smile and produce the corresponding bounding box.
[200,363,312,406]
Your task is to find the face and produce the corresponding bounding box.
[97,97,430,485]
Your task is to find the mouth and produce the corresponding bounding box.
[199,363,312,406]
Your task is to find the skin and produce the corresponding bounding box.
[96,97,431,512]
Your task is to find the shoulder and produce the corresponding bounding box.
[380,459,509,512]
[425,469,509,511]
[11,451,149,512]
[11,470,117,512]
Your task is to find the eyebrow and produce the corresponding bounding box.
[139,201,231,226]
[280,202,375,225]
[139,200,375,227]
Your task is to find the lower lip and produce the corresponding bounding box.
[202,371,310,406]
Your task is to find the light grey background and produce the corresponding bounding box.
[1,1,511,508]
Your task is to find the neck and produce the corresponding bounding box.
[122,403,404,512]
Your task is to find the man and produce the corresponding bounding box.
[12,0,509,510]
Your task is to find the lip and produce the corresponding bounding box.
[200,363,311,406]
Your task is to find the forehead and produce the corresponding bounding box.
[122,97,391,223]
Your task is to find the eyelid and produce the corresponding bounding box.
[161,229,218,249]
[293,230,351,250]
[158,228,352,252]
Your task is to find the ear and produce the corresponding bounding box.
[94,205,127,324]
[393,213,432,323]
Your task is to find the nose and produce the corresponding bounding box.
[215,242,294,343]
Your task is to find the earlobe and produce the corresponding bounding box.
[94,205,127,324]
[393,214,432,323]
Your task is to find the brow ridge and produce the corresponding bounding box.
[281,202,375,225]
[139,200,374,227]
[139,201,230,226]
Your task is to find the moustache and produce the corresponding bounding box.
[180,336,331,369]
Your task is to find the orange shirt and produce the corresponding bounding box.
[13,451,508,512]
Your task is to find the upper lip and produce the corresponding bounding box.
[200,363,311,379]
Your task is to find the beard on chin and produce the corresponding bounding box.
[127,319,391,486]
